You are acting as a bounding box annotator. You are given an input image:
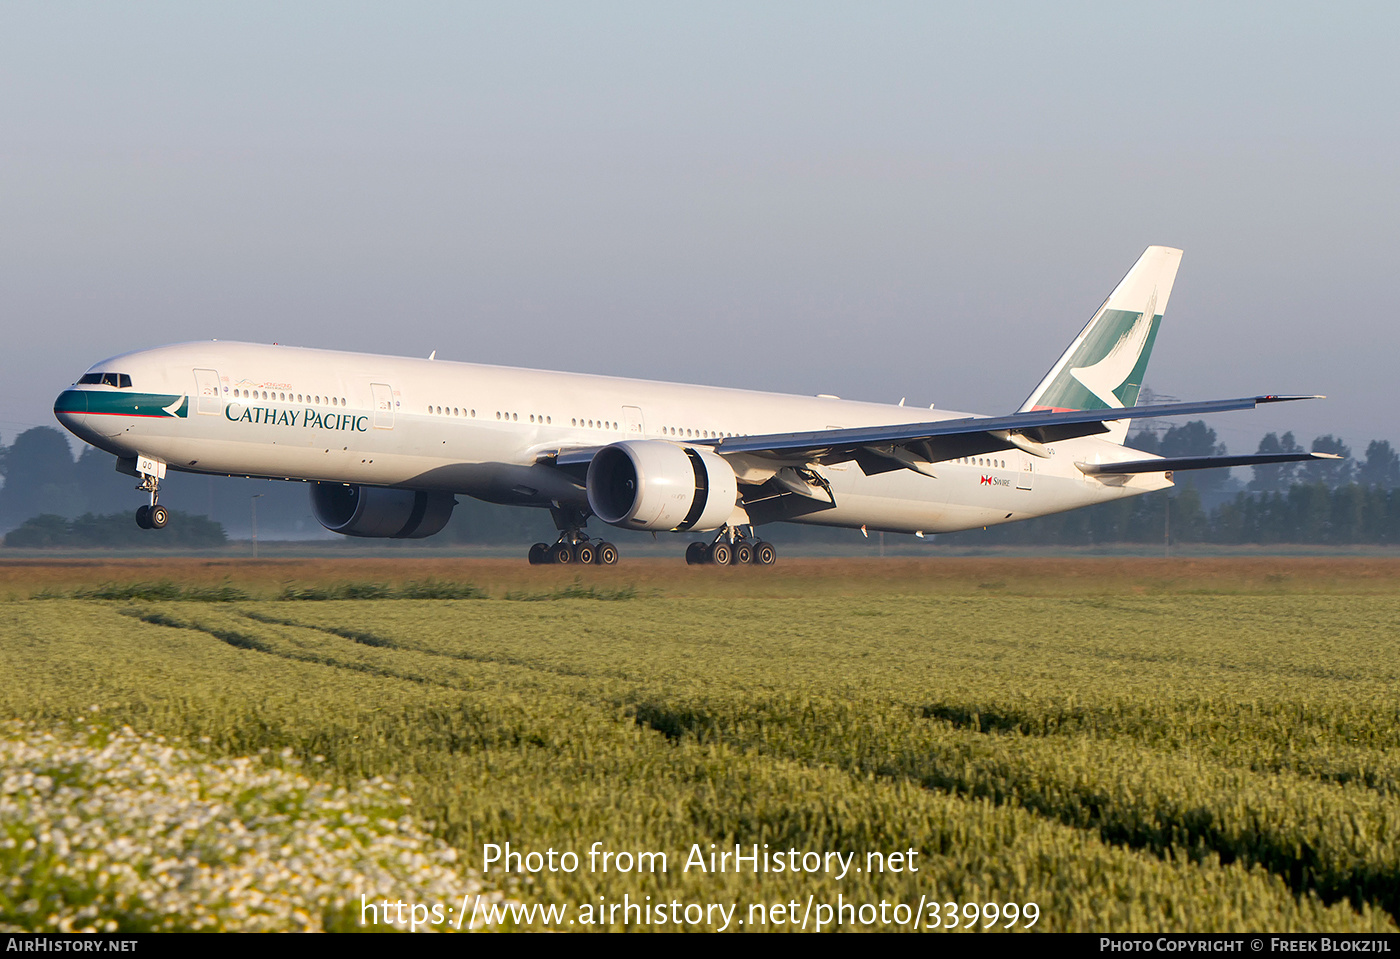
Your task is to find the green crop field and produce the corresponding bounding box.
[1,557,1398,932]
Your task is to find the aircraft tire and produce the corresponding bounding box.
[710,542,732,566]
[595,542,618,565]
[551,543,574,564]
[754,541,776,566]
[149,505,169,529]
[685,542,707,565]
[135,505,152,530]
[573,543,595,565]
[528,543,549,565]
[734,542,753,565]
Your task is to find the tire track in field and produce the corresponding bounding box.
[238,610,610,680]
[124,606,628,701]
[113,607,629,757]
[920,701,1400,798]
[965,633,1390,684]
[120,608,470,692]
[630,696,1400,925]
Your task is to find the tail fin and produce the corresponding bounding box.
[1018,246,1182,443]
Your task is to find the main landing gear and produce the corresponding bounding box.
[529,506,618,565]
[133,472,168,530]
[528,534,619,565]
[686,527,776,566]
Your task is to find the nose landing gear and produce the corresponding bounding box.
[133,463,169,530]
[135,503,169,530]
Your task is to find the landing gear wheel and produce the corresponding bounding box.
[135,505,152,529]
[573,542,595,565]
[685,542,707,565]
[753,541,776,566]
[528,543,550,565]
[148,505,169,529]
[551,543,574,564]
[709,542,732,566]
[734,542,753,565]
[595,542,618,565]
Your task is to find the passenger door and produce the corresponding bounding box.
[193,369,222,415]
[371,383,395,429]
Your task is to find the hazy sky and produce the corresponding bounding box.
[3,2,1397,457]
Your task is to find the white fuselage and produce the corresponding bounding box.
[55,341,1171,536]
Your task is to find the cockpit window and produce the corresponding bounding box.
[78,372,132,388]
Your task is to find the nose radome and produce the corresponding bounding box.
[53,386,86,420]
[53,388,87,426]
[53,389,110,443]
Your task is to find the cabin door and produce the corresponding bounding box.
[371,383,395,429]
[193,369,222,415]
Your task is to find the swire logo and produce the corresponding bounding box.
[980,475,992,485]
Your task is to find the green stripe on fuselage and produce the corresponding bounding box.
[54,389,188,418]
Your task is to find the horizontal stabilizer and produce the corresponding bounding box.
[1077,451,1341,475]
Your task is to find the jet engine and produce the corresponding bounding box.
[587,440,738,532]
[311,482,455,538]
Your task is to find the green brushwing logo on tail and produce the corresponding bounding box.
[1031,291,1161,412]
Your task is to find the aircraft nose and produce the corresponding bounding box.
[53,388,95,441]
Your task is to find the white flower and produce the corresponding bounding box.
[0,722,505,932]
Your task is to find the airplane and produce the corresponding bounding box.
[53,246,1336,565]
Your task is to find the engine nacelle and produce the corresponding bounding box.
[587,440,739,532]
[311,483,455,538]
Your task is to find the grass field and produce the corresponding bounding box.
[2,557,1398,932]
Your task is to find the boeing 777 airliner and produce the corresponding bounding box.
[53,247,1333,565]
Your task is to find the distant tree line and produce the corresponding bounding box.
[939,482,1400,547]
[6,511,227,548]
[0,427,334,539]
[2,423,1399,548]
[939,426,1400,547]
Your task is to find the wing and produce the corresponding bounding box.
[546,445,606,484]
[534,394,1327,525]
[705,395,1323,474]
